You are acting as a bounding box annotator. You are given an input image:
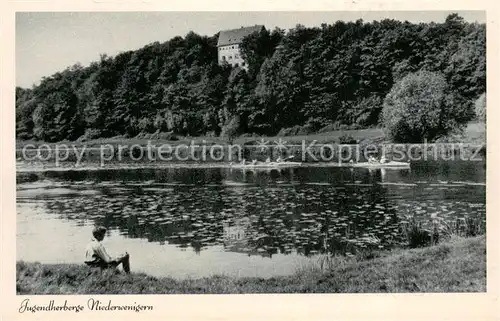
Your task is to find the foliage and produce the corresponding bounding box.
[277,124,316,136]
[382,70,469,143]
[15,88,37,140]
[475,93,486,121]
[16,15,485,142]
[239,27,284,80]
[220,115,241,143]
[339,134,357,145]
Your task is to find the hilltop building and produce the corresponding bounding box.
[217,25,264,69]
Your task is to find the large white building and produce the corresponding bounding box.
[217,25,264,69]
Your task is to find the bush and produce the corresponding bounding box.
[220,116,241,143]
[158,132,179,141]
[317,124,337,133]
[351,95,383,127]
[78,128,104,142]
[277,124,315,136]
[475,92,486,121]
[339,134,357,145]
[382,70,468,143]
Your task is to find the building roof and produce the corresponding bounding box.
[217,25,264,47]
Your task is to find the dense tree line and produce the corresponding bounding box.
[15,14,485,142]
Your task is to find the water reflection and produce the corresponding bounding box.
[17,161,486,263]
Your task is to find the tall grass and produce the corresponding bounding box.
[295,254,352,275]
[304,213,486,276]
[399,213,485,248]
[17,234,486,294]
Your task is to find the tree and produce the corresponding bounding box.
[446,23,486,104]
[475,92,486,122]
[382,70,467,143]
[16,88,37,139]
[16,15,485,142]
[220,115,241,143]
[32,90,82,142]
[240,27,284,80]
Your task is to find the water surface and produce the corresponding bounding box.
[17,161,486,278]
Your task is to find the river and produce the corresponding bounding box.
[16,160,486,278]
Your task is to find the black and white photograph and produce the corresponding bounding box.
[12,9,489,299]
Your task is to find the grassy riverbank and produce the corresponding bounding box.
[16,122,485,149]
[17,235,485,294]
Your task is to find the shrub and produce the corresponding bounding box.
[475,92,486,121]
[353,95,384,127]
[382,70,468,143]
[276,127,296,136]
[78,128,104,142]
[137,117,154,133]
[317,124,337,133]
[156,132,179,141]
[220,116,241,143]
[339,134,357,145]
[277,124,315,136]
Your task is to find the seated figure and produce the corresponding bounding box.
[84,226,130,273]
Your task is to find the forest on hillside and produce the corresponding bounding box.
[15,14,485,143]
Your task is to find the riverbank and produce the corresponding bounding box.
[17,235,485,294]
[15,122,485,166]
[16,122,485,149]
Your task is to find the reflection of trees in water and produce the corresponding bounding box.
[27,167,227,185]
[44,187,228,252]
[41,182,404,258]
[31,163,485,259]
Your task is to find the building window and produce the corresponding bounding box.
[242,62,246,66]
[235,54,239,59]
[229,56,232,60]
[232,46,234,49]
[222,56,226,61]
[235,63,239,67]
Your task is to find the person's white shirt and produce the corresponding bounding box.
[85,238,113,263]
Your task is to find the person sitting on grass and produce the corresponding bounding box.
[84,226,130,273]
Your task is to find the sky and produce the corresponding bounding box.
[16,11,486,88]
